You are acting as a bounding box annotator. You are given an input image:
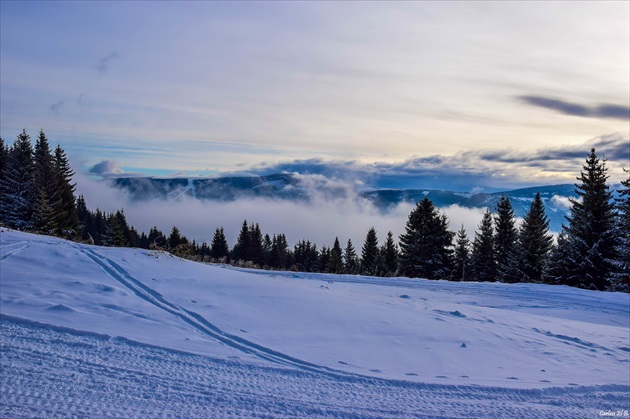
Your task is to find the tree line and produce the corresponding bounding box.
[1,130,628,292]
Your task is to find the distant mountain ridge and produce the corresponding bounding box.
[109,174,577,232]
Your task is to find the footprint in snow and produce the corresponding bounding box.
[405,373,418,376]
[337,361,349,365]
[507,377,519,380]
[435,375,448,379]
[369,369,382,373]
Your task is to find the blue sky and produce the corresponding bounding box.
[1,1,628,190]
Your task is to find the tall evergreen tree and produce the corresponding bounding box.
[168,226,183,249]
[328,237,344,274]
[0,130,35,229]
[562,148,617,290]
[452,225,470,281]
[210,227,230,261]
[319,246,331,272]
[544,231,572,286]
[611,169,630,292]
[52,144,78,235]
[148,226,167,248]
[293,240,319,272]
[399,197,454,279]
[361,227,380,276]
[343,239,359,274]
[516,193,553,283]
[232,220,251,262]
[33,130,55,200]
[378,231,399,277]
[494,196,518,282]
[469,209,496,282]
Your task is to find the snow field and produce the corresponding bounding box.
[1,230,629,417]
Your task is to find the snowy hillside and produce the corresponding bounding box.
[1,230,629,417]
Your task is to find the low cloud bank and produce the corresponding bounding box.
[74,168,487,248]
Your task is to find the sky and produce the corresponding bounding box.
[1,1,629,192]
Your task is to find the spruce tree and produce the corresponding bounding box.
[469,209,496,282]
[516,193,553,283]
[328,237,344,274]
[32,189,56,233]
[494,196,518,282]
[563,148,617,290]
[319,246,331,272]
[611,169,630,292]
[343,239,359,274]
[232,220,251,262]
[378,231,399,277]
[211,227,230,261]
[544,231,572,286]
[0,130,35,229]
[33,130,55,201]
[361,227,380,276]
[453,225,470,281]
[399,197,454,279]
[168,226,183,249]
[52,145,78,235]
[148,226,167,248]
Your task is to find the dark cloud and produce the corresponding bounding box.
[518,95,629,121]
[241,134,629,192]
[49,100,65,114]
[96,52,119,74]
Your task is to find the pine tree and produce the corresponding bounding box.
[232,220,251,262]
[378,231,399,277]
[33,130,55,200]
[328,237,344,274]
[210,227,230,261]
[319,246,331,272]
[52,145,78,235]
[32,189,57,234]
[516,193,553,283]
[293,240,319,272]
[611,169,630,292]
[399,197,454,279]
[452,225,470,281]
[168,226,183,249]
[361,227,379,276]
[544,231,572,285]
[270,234,290,269]
[563,148,617,290]
[0,130,35,229]
[248,223,264,266]
[76,195,95,242]
[148,226,167,249]
[343,239,359,274]
[0,137,7,181]
[494,196,518,282]
[469,209,496,282]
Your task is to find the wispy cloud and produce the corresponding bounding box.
[96,52,119,75]
[49,100,65,114]
[518,96,629,121]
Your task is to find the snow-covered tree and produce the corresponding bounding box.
[399,197,454,279]
[0,130,35,229]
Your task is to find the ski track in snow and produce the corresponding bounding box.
[2,317,627,419]
[75,245,352,377]
[1,231,629,417]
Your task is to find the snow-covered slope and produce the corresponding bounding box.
[1,230,629,417]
